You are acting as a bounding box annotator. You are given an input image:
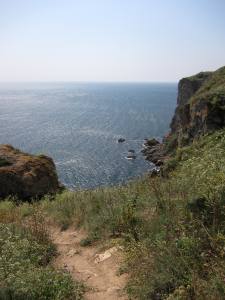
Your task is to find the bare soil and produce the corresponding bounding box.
[50,226,128,300]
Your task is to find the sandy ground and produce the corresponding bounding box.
[50,226,128,300]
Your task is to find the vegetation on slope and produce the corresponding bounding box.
[1,129,225,299]
[45,129,225,299]
[0,203,84,300]
[191,66,225,104]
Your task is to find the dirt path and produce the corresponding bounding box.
[51,226,128,300]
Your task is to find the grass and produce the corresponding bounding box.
[0,201,84,299]
[191,66,225,106]
[1,129,225,299]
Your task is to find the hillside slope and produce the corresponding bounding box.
[2,128,225,299]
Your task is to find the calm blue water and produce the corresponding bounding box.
[0,82,177,189]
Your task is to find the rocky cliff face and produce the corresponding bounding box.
[170,72,212,133]
[144,66,225,164]
[0,145,60,199]
[167,66,225,149]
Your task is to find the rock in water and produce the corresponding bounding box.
[144,138,160,147]
[0,144,60,200]
[117,138,125,143]
[126,155,136,160]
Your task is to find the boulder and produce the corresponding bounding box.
[155,160,164,166]
[0,145,60,200]
[94,246,120,264]
[144,138,160,147]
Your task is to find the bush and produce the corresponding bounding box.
[42,185,144,241]
[0,223,84,299]
[0,266,82,300]
[164,134,178,153]
[162,157,179,175]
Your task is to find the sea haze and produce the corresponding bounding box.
[0,82,177,189]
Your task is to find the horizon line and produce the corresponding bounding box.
[0,80,177,84]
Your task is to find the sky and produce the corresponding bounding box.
[0,0,225,82]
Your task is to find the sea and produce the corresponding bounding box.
[0,82,177,189]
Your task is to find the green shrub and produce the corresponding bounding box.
[42,185,144,240]
[0,224,84,299]
[164,134,178,153]
[0,266,83,300]
[162,157,179,175]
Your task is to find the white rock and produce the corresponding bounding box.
[107,286,121,293]
[94,246,119,263]
[67,249,79,257]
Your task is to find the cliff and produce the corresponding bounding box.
[143,66,225,164]
[0,145,60,199]
[168,66,225,148]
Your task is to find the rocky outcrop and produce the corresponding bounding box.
[0,145,60,200]
[177,72,212,106]
[168,66,225,148]
[142,139,165,166]
[144,66,225,165]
